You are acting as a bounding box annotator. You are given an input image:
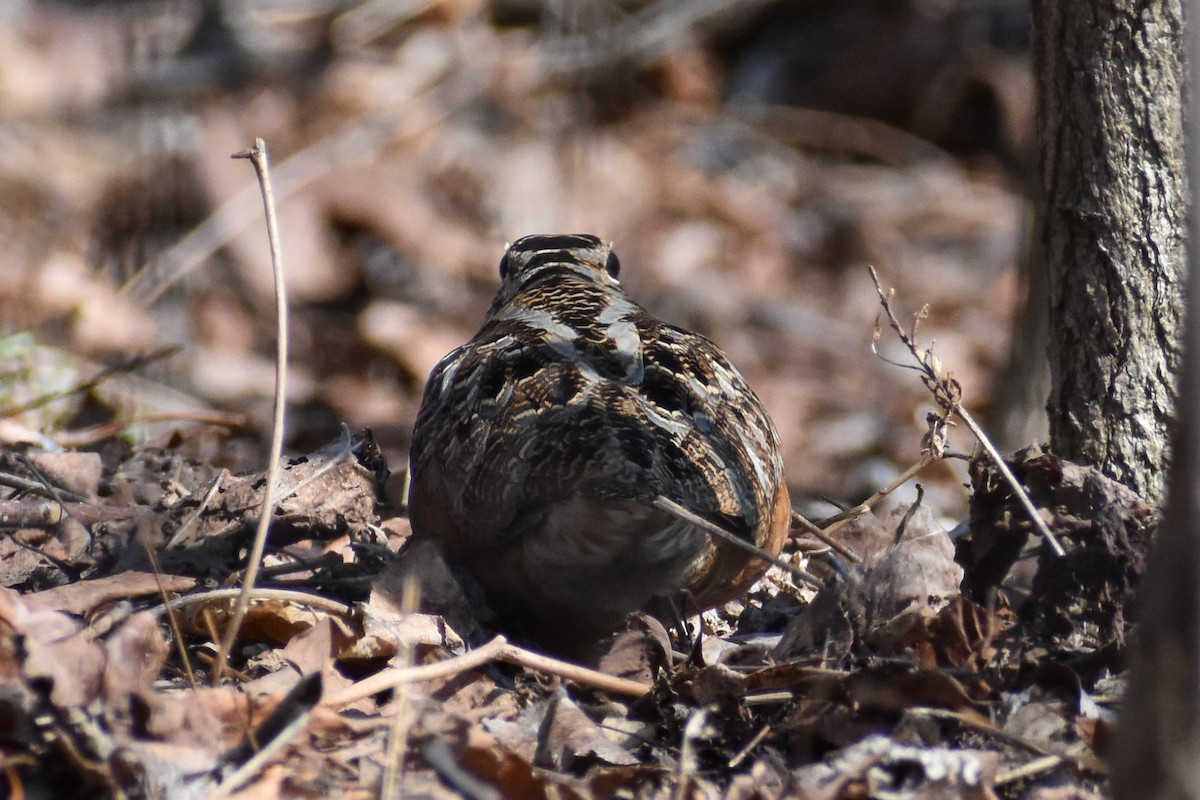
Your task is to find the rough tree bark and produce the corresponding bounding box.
[1031,0,1198,795]
[1032,0,1185,510]
[1112,0,1200,784]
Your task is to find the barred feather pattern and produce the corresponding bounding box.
[408,234,790,647]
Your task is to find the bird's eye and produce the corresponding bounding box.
[499,252,510,279]
[604,250,621,278]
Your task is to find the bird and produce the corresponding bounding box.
[407,234,791,651]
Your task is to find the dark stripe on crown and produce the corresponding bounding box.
[509,234,603,253]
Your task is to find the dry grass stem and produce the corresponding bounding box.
[728,723,771,768]
[213,695,317,797]
[166,469,228,549]
[381,579,421,800]
[212,139,291,684]
[138,517,197,687]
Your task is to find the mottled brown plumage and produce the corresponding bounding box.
[408,234,789,649]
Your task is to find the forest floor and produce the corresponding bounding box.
[0,2,1133,797]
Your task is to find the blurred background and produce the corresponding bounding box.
[0,0,1040,518]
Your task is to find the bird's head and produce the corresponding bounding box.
[495,234,621,299]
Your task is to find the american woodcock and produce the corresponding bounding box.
[408,234,790,649]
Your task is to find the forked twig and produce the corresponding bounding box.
[868,267,1065,557]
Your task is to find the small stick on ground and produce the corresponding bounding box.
[495,641,653,697]
[148,587,355,620]
[213,138,291,684]
[728,723,771,769]
[166,469,228,548]
[994,755,1067,786]
[323,636,653,709]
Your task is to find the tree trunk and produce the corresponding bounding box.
[1032,0,1185,510]
[1112,0,1200,787]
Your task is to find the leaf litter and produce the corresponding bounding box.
[0,428,1136,797]
[0,2,1141,797]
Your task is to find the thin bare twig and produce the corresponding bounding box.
[148,587,355,620]
[653,495,824,589]
[213,139,290,683]
[324,637,512,708]
[0,471,87,504]
[801,453,939,555]
[850,453,939,517]
[791,509,862,563]
[494,642,653,697]
[211,708,312,797]
[381,578,421,800]
[994,755,1067,786]
[956,408,1065,556]
[868,267,1065,557]
[0,347,180,419]
[166,469,228,549]
[894,484,925,542]
[212,674,322,797]
[137,517,197,688]
[324,636,653,709]
[790,455,941,564]
[728,723,771,769]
